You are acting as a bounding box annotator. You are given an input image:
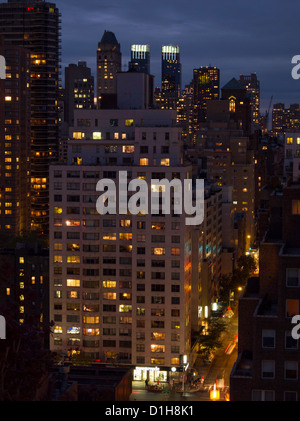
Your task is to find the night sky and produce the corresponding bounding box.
[59,0,300,112]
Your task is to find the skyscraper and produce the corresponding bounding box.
[192,66,220,136]
[129,44,150,74]
[64,61,94,127]
[161,45,181,109]
[239,73,260,132]
[0,0,61,234]
[0,39,31,235]
[97,30,121,109]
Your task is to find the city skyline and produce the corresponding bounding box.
[60,0,300,112]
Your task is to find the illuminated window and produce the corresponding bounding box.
[5,96,12,102]
[119,305,132,313]
[103,281,117,288]
[93,132,102,140]
[119,233,132,241]
[292,200,300,215]
[152,247,165,255]
[151,344,165,353]
[19,257,24,264]
[103,292,117,300]
[83,328,100,336]
[73,132,84,140]
[229,97,236,112]
[287,137,293,144]
[54,326,62,333]
[67,256,80,263]
[103,233,116,240]
[150,358,165,365]
[122,145,134,153]
[140,158,148,166]
[67,279,80,287]
[54,206,63,214]
[160,158,170,166]
[125,119,134,127]
[66,220,80,226]
[54,255,62,263]
[83,316,100,324]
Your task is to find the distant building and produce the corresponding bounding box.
[0,0,61,234]
[0,40,31,235]
[116,71,154,110]
[64,61,94,127]
[192,66,220,130]
[160,45,181,109]
[97,30,121,109]
[129,44,150,74]
[239,73,260,132]
[272,103,300,135]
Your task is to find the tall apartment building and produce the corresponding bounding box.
[0,39,31,235]
[187,88,257,252]
[128,44,150,74]
[64,61,94,127]
[230,181,300,401]
[192,66,220,137]
[176,82,193,144]
[49,105,207,382]
[0,0,61,234]
[97,30,121,109]
[239,73,260,132]
[160,45,181,109]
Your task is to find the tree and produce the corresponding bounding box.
[197,318,227,358]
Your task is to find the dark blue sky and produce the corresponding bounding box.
[59,0,300,112]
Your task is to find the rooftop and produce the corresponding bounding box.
[100,30,119,45]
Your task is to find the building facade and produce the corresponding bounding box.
[0,40,31,235]
[230,182,300,401]
[129,44,150,74]
[0,0,61,234]
[64,61,94,127]
[97,30,121,109]
[49,107,207,382]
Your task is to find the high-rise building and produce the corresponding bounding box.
[239,73,260,132]
[129,44,150,74]
[0,0,61,235]
[97,30,121,109]
[64,61,94,127]
[161,45,181,109]
[176,82,194,143]
[0,39,31,235]
[192,66,220,131]
[221,77,252,136]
